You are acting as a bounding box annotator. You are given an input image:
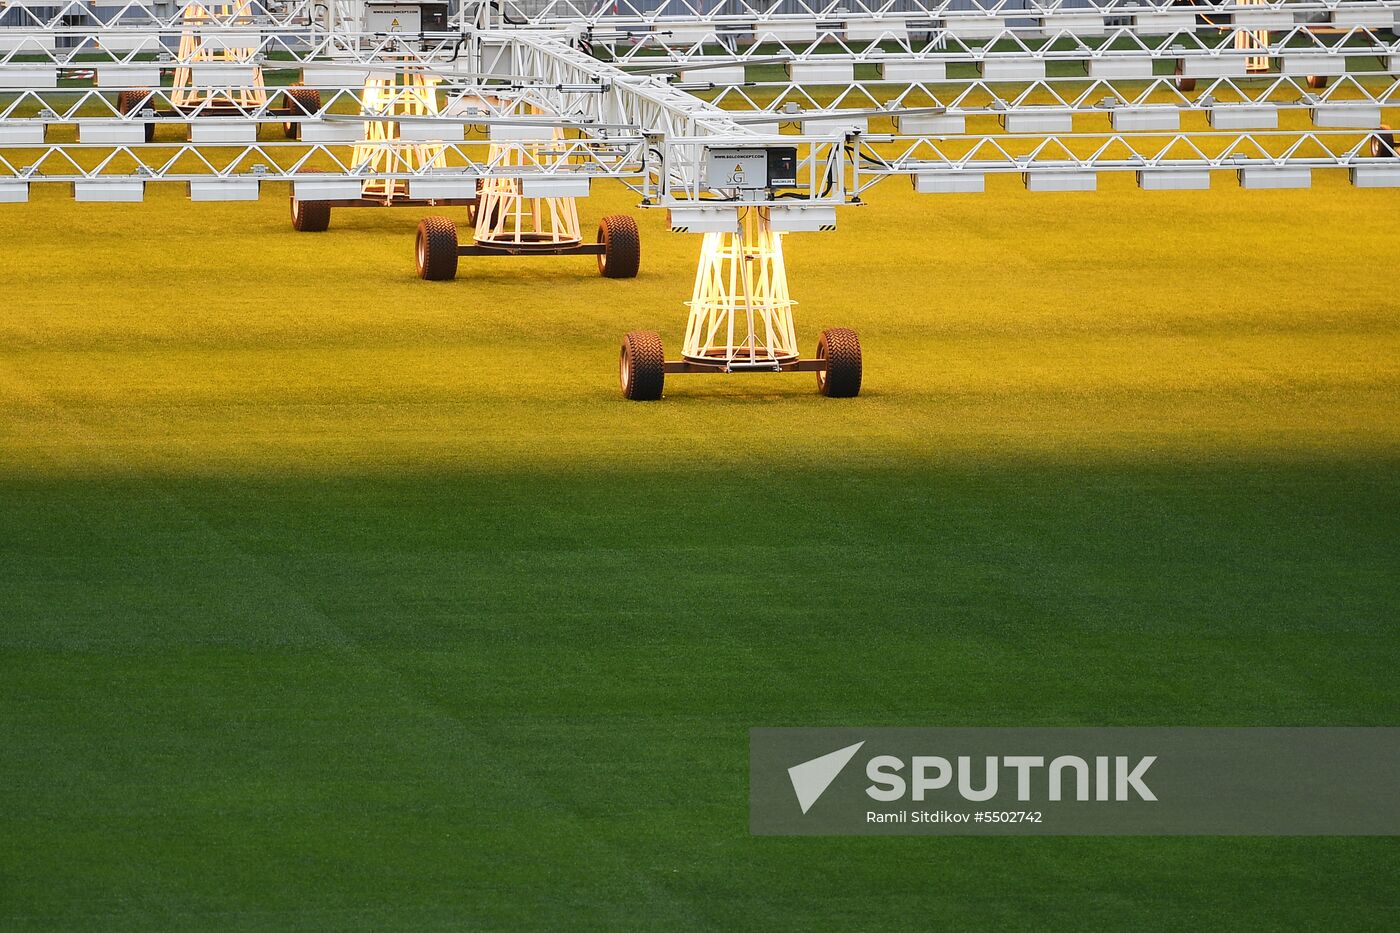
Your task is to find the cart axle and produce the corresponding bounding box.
[662,358,827,374]
[459,243,607,257]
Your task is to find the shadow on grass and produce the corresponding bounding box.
[1,456,1396,927]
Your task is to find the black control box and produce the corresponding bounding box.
[766,147,799,188]
[422,2,449,30]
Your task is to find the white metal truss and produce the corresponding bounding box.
[0,2,1394,205]
[615,34,1400,86]
[854,126,1400,187]
[596,16,1400,61]
[0,133,648,178]
[496,0,1400,29]
[4,2,1398,66]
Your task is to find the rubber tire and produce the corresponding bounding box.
[117,89,156,142]
[597,214,641,279]
[1306,75,1329,90]
[1174,77,1196,93]
[1173,65,1195,93]
[290,197,331,232]
[1371,125,1396,159]
[816,327,862,399]
[116,89,145,115]
[620,331,664,401]
[416,216,459,281]
[283,86,321,140]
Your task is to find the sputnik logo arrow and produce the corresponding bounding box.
[788,741,865,814]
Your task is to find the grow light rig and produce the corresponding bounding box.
[0,1,1398,401]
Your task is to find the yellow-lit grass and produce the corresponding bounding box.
[1,166,1397,475]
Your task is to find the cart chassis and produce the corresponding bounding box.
[318,197,478,209]
[662,358,826,374]
[458,242,606,257]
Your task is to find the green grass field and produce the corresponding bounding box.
[2,170,1398,929]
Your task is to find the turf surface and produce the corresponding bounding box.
[1,171,1398,929]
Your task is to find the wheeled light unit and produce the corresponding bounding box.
[115,2,320,142]
[414,116,640,280]
[287,67,476,231]
[619,206,860,401]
